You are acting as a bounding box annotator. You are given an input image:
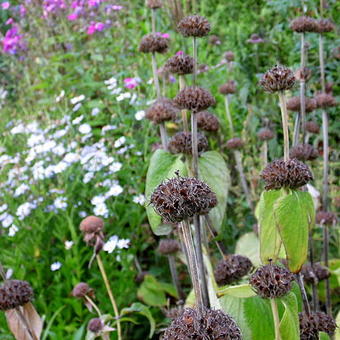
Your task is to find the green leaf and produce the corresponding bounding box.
[145,150,187,235]
[319,332,330,340]
[198,151,230,232]
[258,190,283,264]
[279,292,299,340]
[235,232,261,267]
[274,190,313,272]
[217,284,256,298]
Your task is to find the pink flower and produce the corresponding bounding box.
[67,13,78,21]
[95,22,105,31]
[124,77,139,89]
[176,50,184,55]
[19,5,26,16]
[161,33,170,39]
[1,1,10,9]
[112,5,123,10]
[86,22,105,35]
[2,25,26,55]
[6,18,14,25]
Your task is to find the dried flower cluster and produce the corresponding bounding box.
[88,318,104,333]
[146,98,178,124]
[305,121,320,134]
[257,128,274,141]
[224,51,235,62]
[139,33,169,54]
[260,65,295,93]
[165,53,194,75]
[146,0,162,9]
[196,111,219,132]
[290,16,319,33]
[315,19,335,33]
[299,312,337,339]
[158,239,180,255]
[80,215,104,247]
[315,210,337,226]
[225,137,244,150]
[286,96,317,112]
[177,15,211,37]
[219,80,236,95]
[168,131,208,155]
[301,263,330,284]
[289,143,318,161]
[0,280,33,310]
[314,93,337,108]
[295,67,312,82]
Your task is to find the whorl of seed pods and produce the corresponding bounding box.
[72,282,92,298]
[209,35,221,45]
[219,80,236,95]
[224,51,235,62]
[316,211,337,226]
[314,311,337,335]
[247,33,264,43]
[249,264,294,299]
[88,318,104,333]
[305,121,320,134]
[290,16,319,33]
[196,111,219,132]
[301,263,330,284]
[139,33,169,54]
[299,312,319,340]
[165,53,194,75]
[146,98,178,124]
[286,96,317,113]
[225,137,244,150]
[289,144,318,161]
[168,131,208,155]
[162,307,242,339]
[295,67,312,82]
[150,175,217,223]
[0,280,33,310]
[80,216,105,246]
[261,158,313,190]
[325,82,333,94]
[174,86,215,113]
[177,15,211,37]
[260,65,295,93]
[257,128,274,141]
[314,93,337,108]
[158,239,180,255]
[214,255,253,286]
[146,0,162,9]
[315,19,335,33]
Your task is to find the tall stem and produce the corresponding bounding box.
[179,75,189,132]
[191,112,199,178]
[270,299,282,340]
[204,215,227,257]
[224,95,234,136]
[296,273,311,316]
[263,140,268,168]
[151,8,156,34]
[323,226,331,315]
[278,91,290,161]
[96,254,122,340]
[321,110,329,211]
[85,295,102,317]
[319,34,326,93]
[308,232,319,312]
[192,37,197,87]
[168,254,185,302]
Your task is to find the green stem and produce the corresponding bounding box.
[193,37,197,87]
[179,75,189,132]
[278,91,290,161]
[85,295,102,317]
[168,254,185,302]
[270,299,282,340]
[224,95,234,136]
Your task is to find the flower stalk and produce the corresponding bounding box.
[167,254,185,302]
[270,299,282,340]
[278,91,290,161]
[179,75,189,132]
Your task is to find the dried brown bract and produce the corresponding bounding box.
[168,131,208,155]
[225,137,244,150]
[139,33,169,54]
[290,16,319,33]
[146,0,162,9]
[177,15,210,37]
[219,80,236,95]
[0,280,33,310]
[305,121,320,134]
[165,53,194,75]
[196,111,219,132]
[295,67,312,82]
[315,93,337,108]
[224,51,235,62]
[289,144,318,161]
[158,239,180,255]
[286,96,317,113]
[260,65,295,93]
[315,19,335,33]
[257,128,274,141]
[316,210,337,226]
[301,263,330,284]
[146,98,178,124]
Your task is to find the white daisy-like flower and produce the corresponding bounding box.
[105,184,123,198]
[133,194,146,205]
[1,213,13,228]
[56,90,65,103]
[50,262,62,271]
[79,123,92,134]
[70,94,85,105]
[117,238,130,249]
[14,183,30,197]
[64,240,74,250]
[135,110,145,121]
[103,235,119,253]
[0,204,8,213]
[93,203,109,217]
[8,224,19,237]
[91,108,100,116]
[114,136,126,148]
[54,197,68,210]
[109,162,122,173]
[73,103,82,112]
[72,115,84,125]
[83,172,95,184]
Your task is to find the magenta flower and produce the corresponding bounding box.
[67,13,78,21]
[124,78,139,89]
[2,25,26,55]
[161,33,170,39]
[19,5,26,16]
[112,5,123,10]
[176,50,184,56]
[86,22,105,35]
[1,2,10,9]
[6,18,14,25]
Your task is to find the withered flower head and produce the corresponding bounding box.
[177,15,210,37]
[316,210,337,226]
[289,144,318,161]
[174,86,215,113]
[146,0,162,9]
[158,239,180,255]
[197,111,219,132]
[325,82,333,94]
[224,51,235,62]
[150,175,217,223]
[88,318,104,333]
[247,33,264,43]
[249,264,294,298]
[80,216,105,246]
[301,263,330,285]
[72,282,92,298]
[165,53,194,75]
[209,35,221,45]
[305,121,320,134]
[295,67,312,82]
[315,93,337,108]
[219,80,236,95]
[314,311,337,335]
[315,19,335,33]
[198,64,209,74]
[286,96,317,113]
[214,255,253,286]
[168,131,208,155]
[0,280,33,311]
[290,16,319,33]
[162,307,242,339]
[257,128,274,141]
[139,33,169,54]
[225,137,244,150]
[146,98,178,124]
[299,312,319,340]
[260,65,295,93]
[261,158,313,190]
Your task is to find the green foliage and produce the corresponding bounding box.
[279,293,299,340]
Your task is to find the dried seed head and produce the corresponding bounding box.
[225,137,244,150]
[150,175,217,223]
[174,86,215,113]
[249,264,294,299]
[301,263,330,285]
[165,53,194,75]
[299,312,319,340]
[224,51,235,62]
[315,311,337,335]
[72,282,92,298]
[158,239,180,255]
[162,307,242,339]
[219,80,236,95]
[88,318,104,333]
[168,131,209,155]
[260,65,296,93]
[289,144,318,161]
[177,15,210,37]
[305,121,320,134]
[315,93,337,108]
[290,16,319,33]
[0,280,33,310]
[315,19,335,33]
[247,33,264,43]
[316,210,337,226]
[257,128,274,141]
[261,158,313,190]
[196,111,219,132]
[295,67,312,82]
[146,98,178,124]
[325,82,333,94]
[80,216,104,234]
[286,96,317,112]
[146,0,162,9]
[214,255,253,286]
[164,307,181,320]
[139,33,169,54]
[209,35,221,45]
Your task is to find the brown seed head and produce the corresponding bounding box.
[305,121,320,134]
[158,239,180,255]
[0,280,33,310]
[295,67,312,82]
[260,65,295,93]
[72,282,92,298]
[146,98,178,124]
[225,137,244,150]
[209,35,221,45]
[316,211,337,226]
[197,111,219,132]
[257,128,274,141]
[301,263,330,285]
[325,82,333,94]
[299,312,319,340]
[315,311,337,335]
[177,15,210,37]
[80,216,104,234]
[290,16,319,33]
[315,93,337,108]
[168,131,209,155]
[286,96,317,113]
[88,318,104,333]
[146,0,162,9]
[289,144,318,161]
[224,51,235,62]
[315,19,335,33]
[247,33,264,43]
[165,53,194,75]
[139,33,169,54]
[219,80,236,95]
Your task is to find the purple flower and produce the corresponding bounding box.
[86,21,105,35]
[2,25,26,55]
[6,18,14,25]
[67,13,78,20]
[1,2,10,9]
[176,50,184,55]
[124,77,139,89]
[19,5,26,16]
[112,5,123,10]
[43,0,66,17]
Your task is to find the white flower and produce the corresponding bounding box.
[109,162,122,173]
[72,115,84,125]
[79,211,87,218]
[1,213,14,228]
[117,238,130,249]
[79,123,92,134]
[53,144,66,156]
[135,110,145,121]
[50,262,62,271]
[0,204,8,213]
[64,153,80,164]
[70,94,85,105]
[53,128,68,139]
[8,224,19,237]
[93,203,109,217]
[27,134,45,147]
[56,90,65,103]
[16,202,36,220]
[10,123,25,134]
[110,88,122,95]
[91,108,100,116]
[103,235,119,253]
[105,184,123,198]
[83,172,94,184]
[114,136,126,148]
[133,194,146,205]
[117,92,131,101]
[101,125,117,134]
[64,240,74,250]
[104,77,117,86]
[54,197,68,210]
[91,195,106,206]
[54,161,69,174]
[14,183,30,197]
[73,103,82,112]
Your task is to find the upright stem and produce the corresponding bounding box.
[270,299,282,340]
[224,95,234,136]
[278,91,290,161]
[204,215,227,257]
[85,295,102,317]
[323,226,331,315]
[322,110,329,211]
[263,140,268,168]
[179,75,189,132]
[308,232,319,312]
[296,273,311,316]
[151,8,156,34]
[168,254,185,302]
[191,113,199,178]
[319,35,326,93]
[192,37,197,87]
[96,254,122,340]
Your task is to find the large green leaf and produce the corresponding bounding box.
[274,190,314,273]
[198,151,230,232]
[258,190,283,264]
[235,232,261,267]
[279,292,299,340]
[145,149,187,235]
[217,284,256,298]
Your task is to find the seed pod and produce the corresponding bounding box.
[214,255,253,286]
[249,264,294,299]
[286,96,317,112]
[139,33,169,54]
[295,67,312,82]
[289,144,318,161]
[260,65,295,93]
[314,93,337,108]
[150,175,217,223]
[146,98,178,124]
[316,210,337,226]
[146,0,162,9]
[257,128,274,141]
[301,263,330,284]
[80,216,104,234]
[315,311,336,335]
[224,51,235,62]
[158,239,180,255]
[299,312,319,340]
[219,80,236,95]
[315,19,335,33]
[196,111,219,132]
[225,137,244,150]
[72,282,92,298]
[209,35,221,45]
[290,16,319,33]
[165,53,194,75]
[177,15,210,37]
[174,86,215,113]
[88,318,104,333]
[261,158,313,190]
[0,280,33,311]
[162,307,242,339]
[168,131,208,155]
[164,307,181,320]
[305,121,320,134]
